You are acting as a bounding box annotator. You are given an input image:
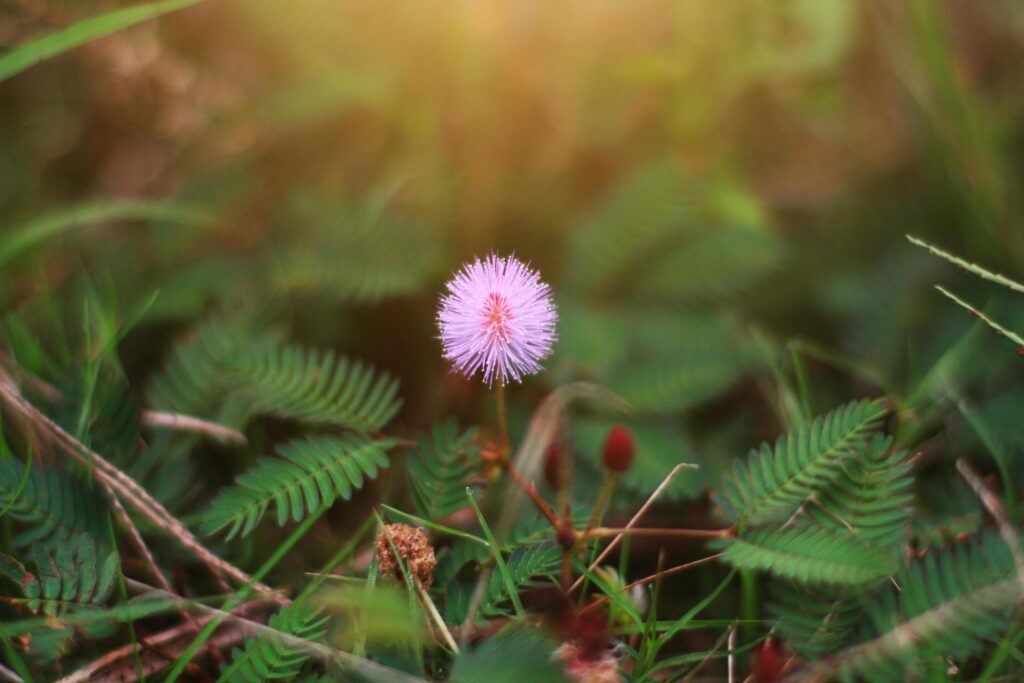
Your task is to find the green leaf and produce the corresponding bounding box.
[148,321,400,433]
[217,602,328,682]
[407,420,479,521]
[445,542,561,624]
[719,398,889,524]
[203,435,396,539]
[450,625,569,683]
[804,434,913,548]
[0,458,108,547]
[713,525,900,586]
[0,201,210,268]
[0,0,203,85]
[230,343,402,433]
[812,531,1022,680]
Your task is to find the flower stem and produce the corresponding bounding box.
[584,472,617,536]
[495,382,509,460]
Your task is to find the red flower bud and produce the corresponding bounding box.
[752,637,787,682]
[601,426,634,473]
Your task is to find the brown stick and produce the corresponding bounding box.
[581,526,733,540]
[569,463,694,595]
[503,462,560,527]
[56,602,269,683]
[0,371,277,597]
[141,410,247,446]
[579,553,724,615]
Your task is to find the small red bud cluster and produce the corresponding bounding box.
[751,637,788,682]
[601,426,634,474]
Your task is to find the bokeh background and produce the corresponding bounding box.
[2,0,1024,667]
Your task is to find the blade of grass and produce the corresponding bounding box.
[934,285,1024,347]
[0,0,204,84]
[379,504,488,546]
[465,488,524,617]
[908,235,1024,295]
[0,201,211,267]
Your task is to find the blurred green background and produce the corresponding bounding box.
[2,0,1023,555]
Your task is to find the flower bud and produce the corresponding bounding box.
[751,637,787,682]
[601,426,634,474]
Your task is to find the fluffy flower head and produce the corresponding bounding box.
[438,254,557,386]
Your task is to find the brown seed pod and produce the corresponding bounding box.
[375,524,437,587]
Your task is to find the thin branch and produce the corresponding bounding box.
[581,526,732,540]
[99,477,220,654]
[569,463,695,594]
[728,623,736,683]
[580,554,723,615]
[0,662,23,683]
[56,601,269,683]
[956,459,1024,592]
[122,579,429,683]
[416,578,459,654]
[0,370,278,597]
[141,410,247,446]
[503,462,560,527]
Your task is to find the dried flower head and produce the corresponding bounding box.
[375,524,436,587]
[438,254,557,386]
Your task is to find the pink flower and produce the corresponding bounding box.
[438,254,557,386]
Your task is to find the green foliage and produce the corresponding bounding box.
[218,602,328,682]
[805,434,913,548]
[0,534,118,615]
[407,420,479,521]
[146,318,281,427]
[718,399,889,525]
[0,0,203,84]
[231,343,402,433]
[768,583,866,660]
[271,197,442,303]
[0,200,211,268]
[828,532,1021,680]
[148,322,400,433]
[713,525,899,586]
[446,542,561,623]
[0,457,108,547]
[450,626,568,683]
[203,434,396,539]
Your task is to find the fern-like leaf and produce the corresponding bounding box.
[231,344,401,433]
[812,531,1020,680]
[0,458,108,547]
[407,420,479,521]
[713,525,899,586]
[203,435,396,539]
[805,434,913,548]
[0,534,118,616]
[446,542,561,623]
[768,582,866,660]
[218,602,328,682]
[146,319,279,428]
[719,398,889,525]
